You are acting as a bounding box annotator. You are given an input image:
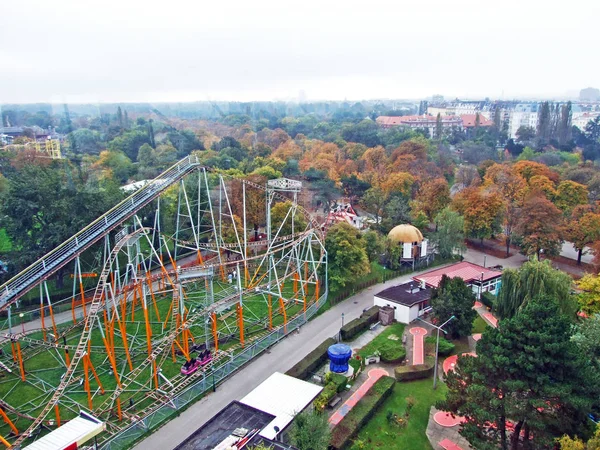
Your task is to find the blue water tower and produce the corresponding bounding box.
[327,344,352,373]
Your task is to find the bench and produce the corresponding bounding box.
[328,396,342,408]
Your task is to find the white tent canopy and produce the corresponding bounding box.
[23,412,105,450]
[240,372,322,440]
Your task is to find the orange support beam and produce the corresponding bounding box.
[64,346,70,367]
[146,272,161,322]
[293,273,298,296]
[79,278,87,319]
[237,303,244,347]
[130,284,137,322]
[212,312,218,352]
[0,435,11,448]
[0,408,18,436]
[315,279,320,300]
[268,294,273,330]
[83,352,92,410]
[71,295,77,324]
[99,335,122,421]
[141,286,159,389]
[15,342,25,382]
[196,249,204,265]
[54,404,61,427]
[86,355,105,395]
[173,339,189,361]
[116,397,122,422]
[279,297,287,334]
[47,302,58,342]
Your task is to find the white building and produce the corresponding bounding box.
[508,103,539,139]
[373,282,433,324]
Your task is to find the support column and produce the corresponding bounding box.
[212,312,218,352]
[237,303,244,347]
[279,297,287,334]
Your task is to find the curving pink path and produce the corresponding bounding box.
[329,368,389,425]
[472,333,482,341]
[473,301,483,309]
[443,353,477,374]
[483,312,498,328]
[409,327,427,365]
[434,411,466,427]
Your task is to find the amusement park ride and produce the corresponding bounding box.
[0,156,327,449]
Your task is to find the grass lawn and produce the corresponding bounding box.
[349,377,447,450]
[472,315,488,334]
[358,323,406,359]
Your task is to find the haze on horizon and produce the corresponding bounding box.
[1,0,598,105]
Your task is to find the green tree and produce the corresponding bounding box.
[289,409,331,450]
[435,113,443,140]
[516,126,536,142]
[363,229,385,262]
[495,258,576,319]
[325,222,369,291]
[116,106,123,127]
[108,129,152,160]
[270,200,307,237]
[68,128,103,155]
[439,296,600,450]
[430,276,477,339]
[432,207,466,259]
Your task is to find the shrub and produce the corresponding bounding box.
[340,317,369,341]
[424,336,455,356]
[330,373,348,393]
[330,376,395,449]
[314,382,338,411]
[394,357,435,381]
[286,337,337,380]
[481,291,495,309]
[378,340,407,363]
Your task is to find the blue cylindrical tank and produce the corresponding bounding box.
[327,343,352,373]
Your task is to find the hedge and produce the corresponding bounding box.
[285,337,337,380]
[379,340,407,363]
[394,356,435,381]
[340,318,369,341]
[424,336,455,356]
[360,306,380,325]
[314,382,338,411]
[330,376,395,449]
[481,291,495,310]
[340,306,381,341]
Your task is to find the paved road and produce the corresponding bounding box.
[561,241,593,264]
[131,248,514,450]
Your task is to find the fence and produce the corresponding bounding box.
[99,290,328,450]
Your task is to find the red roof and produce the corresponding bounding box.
[412,261,501,288]
[461,114,493,128]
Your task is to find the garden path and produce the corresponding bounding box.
[328,367,389,426]
[409,327,428,365]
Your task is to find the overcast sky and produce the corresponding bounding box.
[1,0,598,104]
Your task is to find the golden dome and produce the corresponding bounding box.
[388,224,423,244]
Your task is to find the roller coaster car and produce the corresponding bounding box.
[180,350,212,376]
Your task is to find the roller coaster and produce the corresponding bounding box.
[0,155,327,449]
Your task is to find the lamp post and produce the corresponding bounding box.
[479,271,484,300]
[419,315,456,390]
[339,313,345,342]
[19,313,24,334]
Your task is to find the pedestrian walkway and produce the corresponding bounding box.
[409,327,427,365]
[473,301,498,328]
[329,368,389,426]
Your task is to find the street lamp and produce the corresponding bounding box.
[19,313,24,334]
[419,315,456,390]
[339,313,345,342]
[478,272,484,300]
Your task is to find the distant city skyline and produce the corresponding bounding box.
[1,0,598,104]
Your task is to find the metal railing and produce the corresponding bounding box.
[99,291,328,450]
[0,155,201,310]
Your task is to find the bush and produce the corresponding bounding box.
[378,340,407,363]
[286,337,337,380]
[314,382,338,411]
[330,373,348,393]
[424,336,455,356]
[330,376,395,449]
[394,357,435,381]
[340,317,369,341]
[481,291,495,310]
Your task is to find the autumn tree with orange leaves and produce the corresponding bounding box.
[452,187,504,244]
[411,177,451,222]
[516,191,563,258]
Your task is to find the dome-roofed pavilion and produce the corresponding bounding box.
[388,224,424,244]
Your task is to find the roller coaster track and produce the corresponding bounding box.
[0,155,203,312]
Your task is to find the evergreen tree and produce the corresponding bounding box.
[558,101,573,146]
[116,106,123,128]
[147,119,156,148]
[430,275,477,338]
[493,105,502,130]
[536,101,551,148]
[439,296,600,450]
[123,110,129,128]
[435,113,443,140]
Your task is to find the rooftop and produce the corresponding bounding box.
[460,114,494,128]
[412,262,502,288]
[240,372,323,440]
[374,282,432,307]
[174,401,286,450]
